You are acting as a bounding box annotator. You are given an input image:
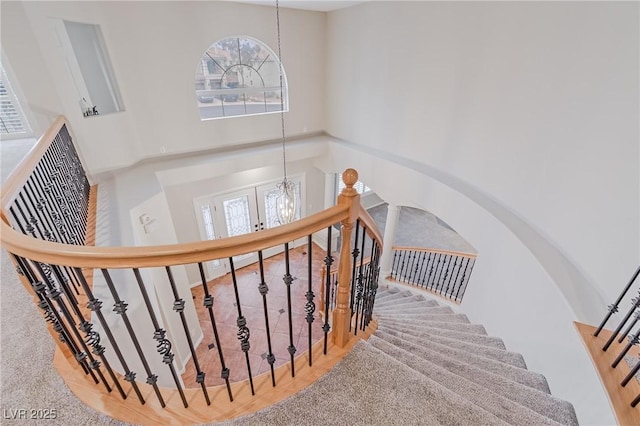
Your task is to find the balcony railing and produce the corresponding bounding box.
[0,116,383,423]
[389,246,476,303]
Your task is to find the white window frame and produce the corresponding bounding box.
[194,35,288,120]
[0,62,32,139]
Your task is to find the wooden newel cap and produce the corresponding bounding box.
[342,168,358,188]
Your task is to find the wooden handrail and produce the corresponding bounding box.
[0,204,349,269]
[1,115,67,213]
[392,245,477,259]
[358,205,383,246]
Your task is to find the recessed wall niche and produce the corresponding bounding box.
[51,19,124,117]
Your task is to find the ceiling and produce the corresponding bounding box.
[228,1,366,12]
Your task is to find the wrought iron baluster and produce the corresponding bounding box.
[229,257,255,395]
[418,252,431,288]
[132,269,188,408]
[595,265,640,337]
[101,269,165,407]
[23,180,82,296]
[619,311,640,343]
[407,249,418,283]
[436,255,453,295]
[31,261,107,388]
[361,236,377,331]
[283,243,297,377]
[458,258,475,301]
[349,219,361,330]
[632,393,640,408]
[323,226,333,355]
[354,226,367,335]
[257,251,276,386]
[449,256,464,300]
[72,268,142,403]
[305,235,315,367]
[604,293,640,352]
[13,255,93,378]
[391,250,399,280]
[197,262,233,402]
[621,357,640,387]
[612,325,640,368]
[165,266,209,405]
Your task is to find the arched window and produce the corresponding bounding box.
[194,36,288,120]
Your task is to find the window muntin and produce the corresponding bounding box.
[0,65,31,138]
[195,36,288,120]
[337,175,371,196]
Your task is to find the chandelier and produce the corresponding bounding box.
[275,0,297,225]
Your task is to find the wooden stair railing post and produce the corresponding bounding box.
[333,168,360,348]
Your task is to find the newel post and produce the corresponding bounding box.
[333,168,360,348]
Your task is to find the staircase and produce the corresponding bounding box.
[368,285,579,425]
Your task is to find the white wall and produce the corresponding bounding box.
[326,1,639,325]
[1,1,326,174]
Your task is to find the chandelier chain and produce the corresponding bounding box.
[276,0,287,179]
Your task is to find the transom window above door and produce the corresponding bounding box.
[194,36,288,120]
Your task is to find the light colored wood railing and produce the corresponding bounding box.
[390,245,477,303]
[1,115,67,214]
[0,204,349,268]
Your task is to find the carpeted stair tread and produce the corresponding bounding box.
[368,336,565,426]
[374,296,439,309]
[380,323,506,349]
[379,318,488,335]
[375,330,549,393]
[377,326,528,368]
[374,300,441,312]
[374,289,411,302]
[371,333,577,425]
[229,340,510,426]
[376,305,456,316]
[376,312,471,323]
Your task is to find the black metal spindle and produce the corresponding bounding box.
[323,226,333,355]
[407,249,418,283]
[349,219,361,328]
[282,243,297,377]
[305,235,315,367]
[13,255,93,377]
[197,262,233,402]
[450,257,464,300]
[101,269,165,407]
[361,236,377,331]
[72,267,141,403]
[621,357,640,387]
[354,226,367,335]
[619,311,640,344]
[132,269,188,408]
[257,251,276,386]
[418,252,431,288]
[436,255,452,295]
[32,261,107,388]
[604,293,640,352]
[229,257,255,395]
[632,393,640,407]
[391,250,399,280]
[457,258,475,301]
[23,180,82,296]
[595,265,640,337]
[612,326,640,368]
[165,266,210,405]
